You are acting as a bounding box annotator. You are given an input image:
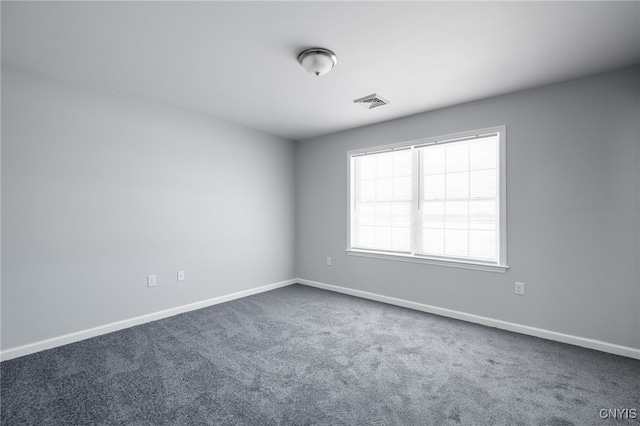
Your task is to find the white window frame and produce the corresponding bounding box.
[346,126,508,273]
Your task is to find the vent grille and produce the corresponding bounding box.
[353,93,389,109]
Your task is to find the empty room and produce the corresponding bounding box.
[1,1,639,425]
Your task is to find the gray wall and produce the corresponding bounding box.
[1,65,296,350]
[2,63,638,353]
[296,66,640,349]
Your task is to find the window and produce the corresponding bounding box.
[348,126,507,272]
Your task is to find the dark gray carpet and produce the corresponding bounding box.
[2,284,639,425]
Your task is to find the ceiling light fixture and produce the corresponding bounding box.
[297,48,337,77]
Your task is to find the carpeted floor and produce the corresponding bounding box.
[1,284,639,425]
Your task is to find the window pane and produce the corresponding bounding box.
[470,137,497,170]
[446,143,469,173]
[470,169,496,198]
[422,146,445,174]
[360,156,376,179]
[376,178,392,201]
[446,171,469,199]
[358,226,375,247]
[375,204,392,226]
[357,204,375,226]
[423,228,445,255]
[377,154,393,178]
[469,200,496,230]
[469,230,496,259]
[392,203,410,227]
[375,227,392,250]
[394,152,412,176]
[352,149,412,253]
[392,227,411,251]
[394,176,411,200]
[444,201,468,229]
[416,135,499,262]
[423,174,445,200]
[422,201,444,228]
[361,180,375,202]
[445,229,469,256]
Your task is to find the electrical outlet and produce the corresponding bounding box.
[147,275,157,287]
[515,282,525,295]
[327,257,332,266]
[177,271,185,282]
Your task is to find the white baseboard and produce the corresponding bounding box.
[297,278,640,360]
[0,279,297,362]
[5,277,639,362]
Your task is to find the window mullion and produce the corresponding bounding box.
[350,156,358,248]
[467,144,471,257]
[411,148,422,255]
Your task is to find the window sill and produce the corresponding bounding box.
[345,249,509,273]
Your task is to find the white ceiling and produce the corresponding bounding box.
[2,1,639,141]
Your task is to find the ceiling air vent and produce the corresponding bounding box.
[353,93,389,109]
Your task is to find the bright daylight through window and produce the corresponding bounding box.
[348,127,507,272]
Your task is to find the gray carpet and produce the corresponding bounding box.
[1,284,639,425]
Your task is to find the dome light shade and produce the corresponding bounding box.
[298,48,337,76]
